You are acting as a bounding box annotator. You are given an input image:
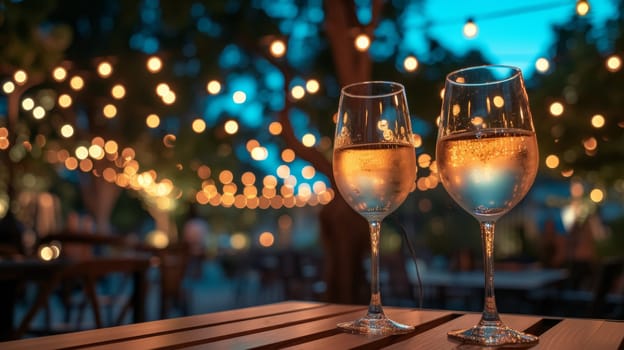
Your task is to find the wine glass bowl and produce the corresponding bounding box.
[333,81,416,335]
[436,65,539,346]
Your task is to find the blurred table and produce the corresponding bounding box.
[417,268,568,290]
[0,255,151,340]
[0,301,622,349]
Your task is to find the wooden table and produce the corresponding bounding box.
[1,301,622,349]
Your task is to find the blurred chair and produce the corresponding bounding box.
[589,257,624,319]
[34,231,142,331]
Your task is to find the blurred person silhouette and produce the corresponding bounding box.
[182,205,211,279]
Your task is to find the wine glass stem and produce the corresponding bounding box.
[367,220,384,317]
[480,221,502,324]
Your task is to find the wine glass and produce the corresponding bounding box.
[332,81,416,335]
[436,65,539,346]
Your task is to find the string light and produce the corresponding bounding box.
[206,80,221,94]
[535,57,550,73]
[290,85,305,99]
[463,18,478,39]
[13,70,27,85]
[549,102,564,117]
[403,55,419,72]
[606,55,622,72]
[146,56,162,73]
[576,0,590,16]
[97,62,113,78]
[354,33,370,52]
[2,81,15,94]
[269,39,286,58]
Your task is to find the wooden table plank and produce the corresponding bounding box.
[586,321,624,350]
[189,308,423,349]
[282,309,454,350]
[82,303,362,350]
[385,313,542,350]
[534,318,606,349]
[0,301,323,350]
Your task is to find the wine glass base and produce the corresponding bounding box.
[448,324,538,347]
[337,315,414,336]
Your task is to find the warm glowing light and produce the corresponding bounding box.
[192,118,206,133]
[251,147,268,160]
[146,114,160,128]
[230,233,248,250]
[146,56,162,73]
[463,19,478,39]
[583,137,597,151]
[590,188,604,203]
[302,165,315,179]
[561,169,574,178]
[576,0,590,16]
[258,232,275,247]
[270,39,286,58]
[412,134,422,148]
[60,124,74,138]
[162,91,176,104]
[233,91,246,104]
[545,154,560,169]
[33,106,46,119]
[241,172,255,186]
[219,170,234,184]
[70,76,84,90]
[302,133,316,147]
[75,146,89,160]
[591,114,605,128]
[14,70,27,85]
[549,102,564,117]
[104,140,118,154]
[354,33,370,51]
[52,67,67,81]
[224,120,239,134]
[206,80,222,94]
[58,94,72,108]
[65,157,78,170]
[535,57,550,73]
[246,139,260,152]
[403,55,419,72]
[146,230,169,249]
[417,154,431,168]
[21,98,35,111]
[2,81,15,94]
[97,62,113,77]
[606,55,622,72]
[39,245,55,261]
[268,121,282,135]
[281,149,295,163]
[306,79,320,94]
[291,85,305,99]
[111,84,126,99]
[163,134,176,148]
[88,144,105,159]
[276,165,290,179]
[103,104,117,118]
[156,83,170,97]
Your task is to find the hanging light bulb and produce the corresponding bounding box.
[463,18,478,39]
[354,33,371,52]
[576,0,590,16]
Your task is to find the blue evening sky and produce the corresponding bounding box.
[423,0,618,76]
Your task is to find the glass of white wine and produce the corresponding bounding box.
[333,81,416,335]
[436,65,539,346]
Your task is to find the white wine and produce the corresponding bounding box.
[436,129,538,219]
[333,143,416,222]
